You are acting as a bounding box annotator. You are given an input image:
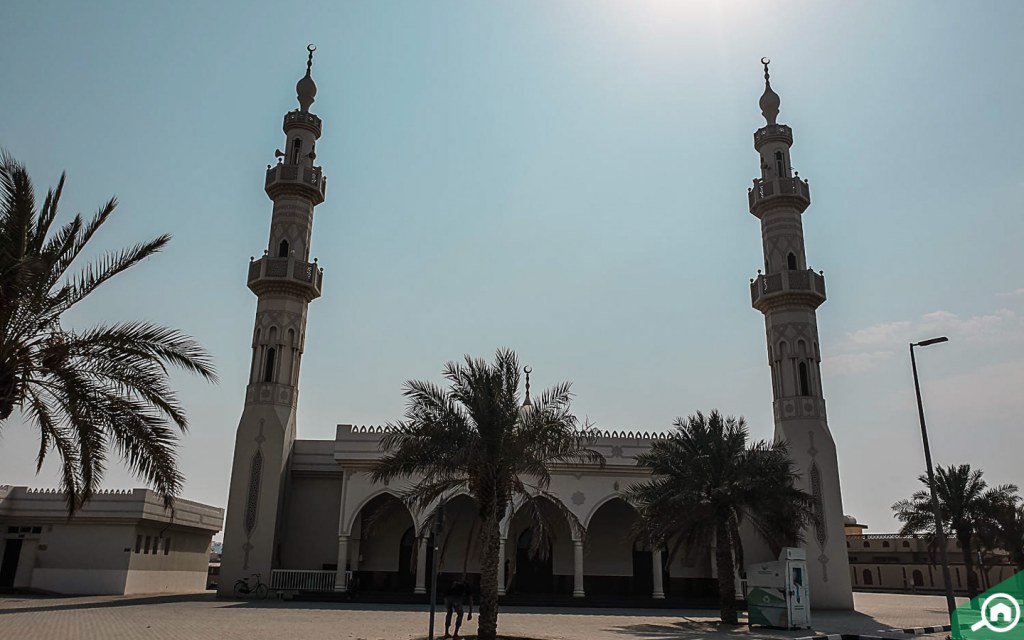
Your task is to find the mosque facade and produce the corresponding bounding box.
[219,50,854,609]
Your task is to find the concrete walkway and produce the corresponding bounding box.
[0,592,962,640]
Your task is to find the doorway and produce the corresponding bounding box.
[0,539,23,588]
[514,529,553,594]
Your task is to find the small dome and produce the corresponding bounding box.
[758,57,780,126]
[759,84,780,125]
[296,73,317,112]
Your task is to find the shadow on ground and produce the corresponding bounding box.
[608,609,910,639]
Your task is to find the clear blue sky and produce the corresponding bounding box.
[2,0,1022,535]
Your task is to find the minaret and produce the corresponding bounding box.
[748,59,853,609]
[219,45,327,595]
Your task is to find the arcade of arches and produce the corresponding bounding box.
[326,492,713,599]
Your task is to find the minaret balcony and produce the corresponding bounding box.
[750,268,826,311]
[748,176,810,215]
[283,110,322,137]
[753,123,793,148]
[265,163,327,205]
[247,255,324,301]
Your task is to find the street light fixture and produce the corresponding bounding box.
[909,336,956,617]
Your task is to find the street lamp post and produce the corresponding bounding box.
[909,336,957,617]
[427,504,445,640]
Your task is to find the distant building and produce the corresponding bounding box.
[844,516,1016,595]
[0,485,223,595]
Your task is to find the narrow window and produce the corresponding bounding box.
[135,534,143,553]
[775,150,785,177]
[862,569,873,585]
[799,362,810,395]
[882,541,890,548]
[278,239,289,257]
[164,538,171,555]
[144,535,152,554]
[787,252,797,270]
[263,347,276,383]
[291,138,302,164]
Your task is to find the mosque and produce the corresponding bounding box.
[218,48,854,609]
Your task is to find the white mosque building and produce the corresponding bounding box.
[219,50,854,609]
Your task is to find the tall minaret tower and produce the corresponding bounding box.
[747,59,853,609]
[220,46,327,595]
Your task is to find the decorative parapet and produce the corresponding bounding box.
[342,424,667,440]
[265,163,326,205]
[750,268,826,311]
[753,123,793,148]
[333,424,668,468]
[283,110,322,137]
[591,429,668,440]
[748,176,810,214]
[247,255,323,301]
[0,486,223,532]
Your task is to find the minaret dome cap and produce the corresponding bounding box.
[296,44,318,112]
[759,57,781,126]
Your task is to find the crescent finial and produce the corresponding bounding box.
[306,44,316,74]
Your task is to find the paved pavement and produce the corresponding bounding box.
[0,592,963,640]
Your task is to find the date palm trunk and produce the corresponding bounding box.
[715,518,739,625]
[477,510,502,640]
[959,533,980,597]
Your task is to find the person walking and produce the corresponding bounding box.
[443,579,473,639]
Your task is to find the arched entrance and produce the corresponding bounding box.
[350,493,415,592]
[515,528,554,593]
[507,497,573,595]
[584,497,667,596]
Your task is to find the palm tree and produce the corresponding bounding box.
[371,348,603,640]
[892,464,1018,597]
[626,410,814,625]
[993,502,1024,571]
[0,152,217,512]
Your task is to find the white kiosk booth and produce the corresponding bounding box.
[746,547,810,629]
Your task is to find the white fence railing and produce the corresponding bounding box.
[270,569,336,592]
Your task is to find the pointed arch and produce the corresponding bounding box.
[583,493,635,530]
[345,489,414,538]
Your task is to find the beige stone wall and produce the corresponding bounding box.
[35,524,134,573]
[279,476,343,570]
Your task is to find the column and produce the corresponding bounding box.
[415,536,428,594]
[652,548,665,599]
[497,538,507,596]
[334,534,349,591]
[572,539,585,598]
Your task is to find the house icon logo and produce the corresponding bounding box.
[971,593,1021,634]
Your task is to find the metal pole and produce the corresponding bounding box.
[910,342,957,616]
[427,505,443,640]
[428,533,439,640]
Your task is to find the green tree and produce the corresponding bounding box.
[992,502,1024,571]
[0,152,217,512]
[370,349,602,640]
[626,410,814,625]
[892,464,1018,597]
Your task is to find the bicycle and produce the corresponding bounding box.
[233,573,269,599]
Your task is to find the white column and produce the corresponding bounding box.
[652,548,665,599]
[497,538,507,596]
[334,534,349,591]
[415,537,428,594]
[572,539,585,598]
